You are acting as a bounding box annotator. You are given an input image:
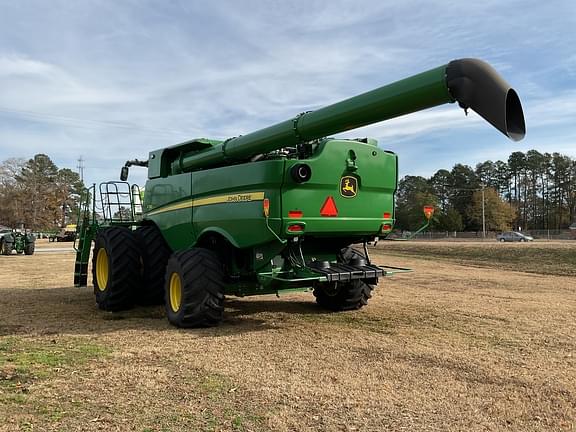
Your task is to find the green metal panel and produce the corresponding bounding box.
[141,139,396,254]
[191,160,285,249]
[143,161,286,251]
[281,140,396,237]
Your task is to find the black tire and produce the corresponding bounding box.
[165,248,225,328]
[134,225,172,305]
[313,247,374,311]
[92,227,141,311]
[24,244,35,255]
[1,241,12,255]
[499,238,505,242]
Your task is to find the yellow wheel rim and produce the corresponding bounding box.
[95,248,109,291]
[169,272,182,313]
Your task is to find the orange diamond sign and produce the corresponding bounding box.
[423,205,434,220]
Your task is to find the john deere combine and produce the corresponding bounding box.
[74,59,525,327]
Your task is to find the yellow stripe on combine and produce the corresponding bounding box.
[147,191,265,216]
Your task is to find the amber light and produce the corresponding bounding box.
[287,224,304,233]
[288,210,303,218]
[263,198,270,217]
[383,212,391,219]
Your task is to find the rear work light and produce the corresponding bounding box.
[287,224,304,233]
[290,163,312,183]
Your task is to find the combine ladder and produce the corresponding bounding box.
[73,182,143,287]
[74,185,98,287]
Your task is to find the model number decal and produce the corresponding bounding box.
[227,194,255,202]
[147,192,265,215]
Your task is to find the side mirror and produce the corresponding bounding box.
[120,166,129,181]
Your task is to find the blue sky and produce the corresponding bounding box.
[0,0,575,186]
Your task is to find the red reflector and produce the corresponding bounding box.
[288,210,303,218]
[320,196,338,217]
[263,198,270,217]
[287,224,304,232]
[382,223,392,232]
[383,212,391,219]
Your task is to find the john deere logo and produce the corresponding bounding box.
[340,176,357,198]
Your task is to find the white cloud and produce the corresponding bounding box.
[0,56,61,77]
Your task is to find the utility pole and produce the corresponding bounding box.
[481,183,486,239]
[444,184,488,237]
[77,156,85,182]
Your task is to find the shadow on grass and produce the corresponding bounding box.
[225,298,325,317]
[0,286,330,337]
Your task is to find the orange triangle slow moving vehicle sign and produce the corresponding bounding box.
[320,196,338,217]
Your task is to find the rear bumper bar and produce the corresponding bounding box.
[310,263,412,283]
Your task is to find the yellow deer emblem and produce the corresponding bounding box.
[340,176,357,198]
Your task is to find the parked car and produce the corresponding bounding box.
[496,231,534,242]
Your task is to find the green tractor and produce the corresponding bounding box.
[0,226,35,255]
[74,58,525,327]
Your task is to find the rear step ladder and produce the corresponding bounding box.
[74,182,143,287]
[74,185,97,287]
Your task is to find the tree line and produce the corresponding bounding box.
[2,150,574,233]
[396,150,576,232]
[0,154,85,230]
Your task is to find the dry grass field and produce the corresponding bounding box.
[1,239,575,431]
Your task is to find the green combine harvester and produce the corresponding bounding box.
[74,58,525,327]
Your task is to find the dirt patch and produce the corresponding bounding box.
[0,243,575,431]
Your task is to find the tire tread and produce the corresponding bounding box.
[165,248,225,328]
[92,227,141,311]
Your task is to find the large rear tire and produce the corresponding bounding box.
[24,243,35,255]
[165,248,225,328]
[1,241,12,255]
[313,247,374,311]
[135,225,172,305]
[92,227,141,311]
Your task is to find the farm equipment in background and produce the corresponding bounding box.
[49,224,77,242]
[392,205,436,241]
[0,225,35,255]
[74,58,525,327]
